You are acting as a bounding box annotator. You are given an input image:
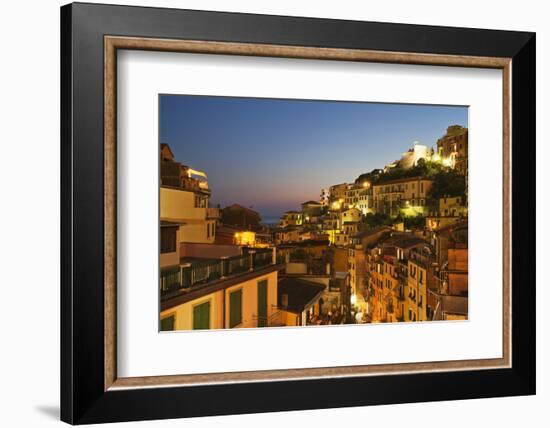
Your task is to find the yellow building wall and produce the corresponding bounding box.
[161,291,224,331]
[160,270,278,331]
[224,272,278,328]
[382,262,399,323]
[160,187,215,244]
[179,221,215,244]
[280,310,301,327]
[439,196,466,216]
[406,261,428,322]
[161,187,206,221]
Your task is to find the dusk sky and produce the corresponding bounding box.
[160,95,467,221]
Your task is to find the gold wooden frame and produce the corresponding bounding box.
[104,36,512,391]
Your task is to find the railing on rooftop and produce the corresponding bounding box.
[160,173,210,194]
[161,249,275,297]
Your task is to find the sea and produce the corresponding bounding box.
[260,216,281,227]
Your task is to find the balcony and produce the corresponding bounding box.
[160,248,275,297]
[206,207,220,219]
[160,164,210,195]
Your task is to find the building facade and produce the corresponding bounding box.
[372,177,433,217]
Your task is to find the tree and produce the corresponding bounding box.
[364,212,390,228]
[403,215,425,230]
[428,170,466,200]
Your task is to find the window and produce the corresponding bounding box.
[229,289,243,328]
[160,226,177,253]
[160,315,175,331]
[193,301,210,330]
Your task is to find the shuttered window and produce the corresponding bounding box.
[229,289,242,328]
[193,302,210,330]
[160,315,175,331]
[160,226,177,253]
[257,280,268,327]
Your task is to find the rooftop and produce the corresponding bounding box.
[373,176,433,186]
[277,239,330,249]
[160,220,185,227]
[352,226,392,240]
[278,277,326,314]
[162,262,282,311]
[384,235,427,249]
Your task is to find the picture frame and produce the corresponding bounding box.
[61,2,535,424]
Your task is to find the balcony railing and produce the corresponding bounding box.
[252,306,284,327]
[206,207,220,219]
[161,249,275,297]
[253,250,273,268]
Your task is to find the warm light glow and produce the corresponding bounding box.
[234,231,256,246]
[351,294,357,305]
[442,157,453,167]
[188,168,207,178]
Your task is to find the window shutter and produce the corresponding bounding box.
[160,315,175,331]
[193,302,210,330]
[229,290,242,328]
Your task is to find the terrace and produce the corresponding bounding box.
[160,248,276,299]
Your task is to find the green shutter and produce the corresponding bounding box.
[229,289,242,328]
[257,280,268,327]
[160,315,175,331]
[193,302,210,330]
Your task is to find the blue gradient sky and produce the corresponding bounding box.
[160,95,467,220]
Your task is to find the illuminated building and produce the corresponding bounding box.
[372,176,433,217]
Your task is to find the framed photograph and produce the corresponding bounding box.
[61,2,535,424]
